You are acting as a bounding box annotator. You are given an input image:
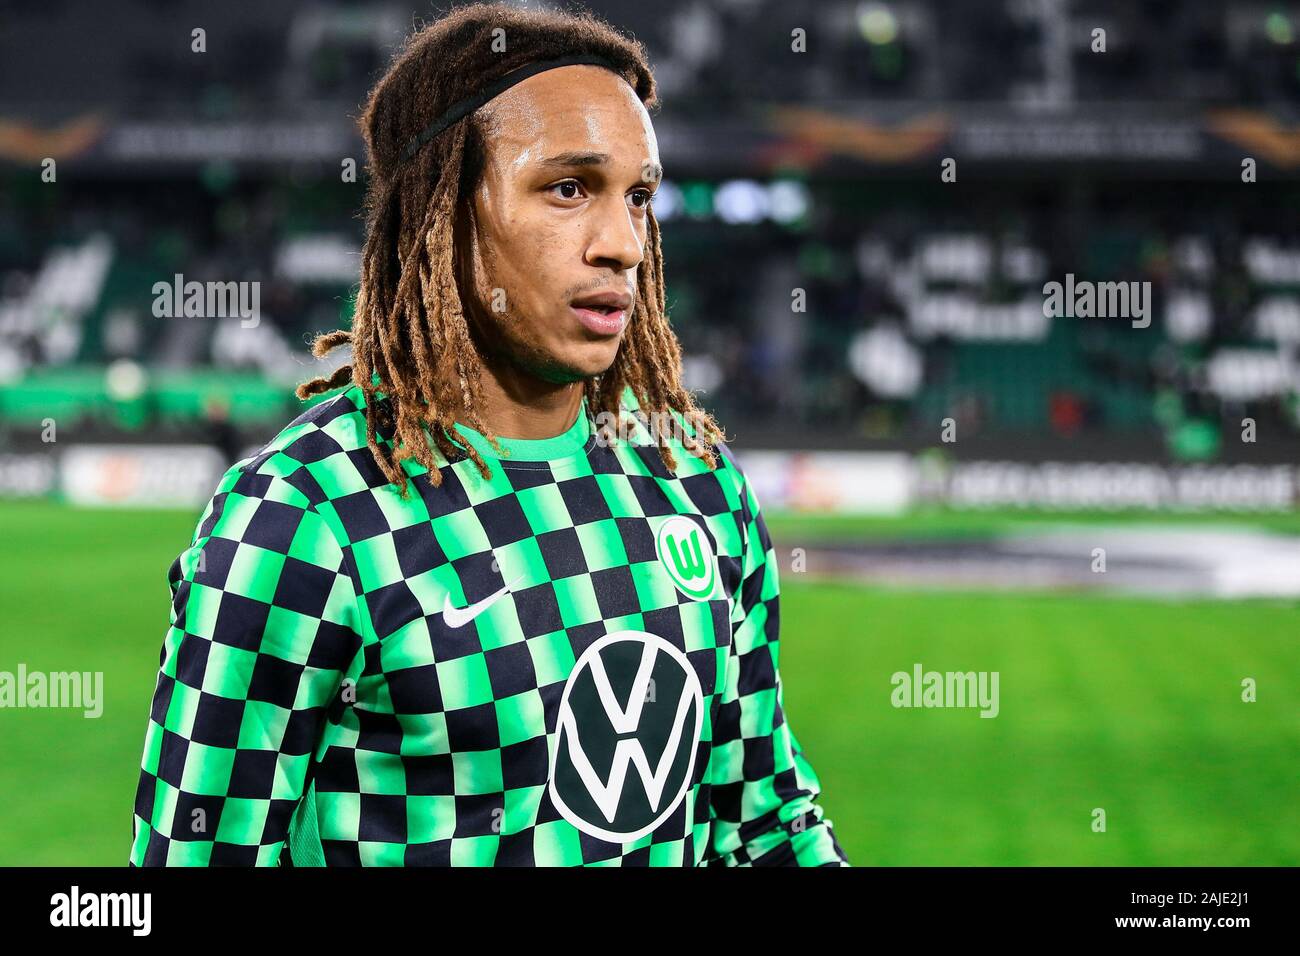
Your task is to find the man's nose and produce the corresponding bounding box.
[584,196,644,273]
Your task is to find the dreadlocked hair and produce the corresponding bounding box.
[295,2,725,497]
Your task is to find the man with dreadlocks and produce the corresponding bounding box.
[130,2,848,867]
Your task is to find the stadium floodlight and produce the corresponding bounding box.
[647,179,682,221]
[857,3,899,45]
[767,180,810,225]
[713,179,767,225]
[105,359,147,402]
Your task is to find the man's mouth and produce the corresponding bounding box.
[570,290,632,336]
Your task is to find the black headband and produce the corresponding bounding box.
[400,53,624,164]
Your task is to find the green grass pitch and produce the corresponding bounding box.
[1,500,1295,865]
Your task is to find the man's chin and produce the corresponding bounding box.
[528,343,622,385]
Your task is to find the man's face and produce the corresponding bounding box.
[460,64,661,384]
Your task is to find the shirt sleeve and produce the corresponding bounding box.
[706,447,850,866]
[130,467,365,866]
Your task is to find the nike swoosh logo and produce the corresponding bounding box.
[442,574,525,629]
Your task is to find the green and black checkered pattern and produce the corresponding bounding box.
[131,382,848,866]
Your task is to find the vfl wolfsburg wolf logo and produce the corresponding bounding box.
[655,515,717,600]
[549,631,704,843]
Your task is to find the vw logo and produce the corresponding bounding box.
[548,630,704,843]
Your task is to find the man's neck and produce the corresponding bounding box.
[466,359,586,440]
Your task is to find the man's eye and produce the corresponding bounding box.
[630,189,655,209]
[550,181,583,200]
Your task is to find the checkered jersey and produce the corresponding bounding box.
[130,383,848,866]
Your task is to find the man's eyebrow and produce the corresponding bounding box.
[535,152,663,182]
[538,151,610,168]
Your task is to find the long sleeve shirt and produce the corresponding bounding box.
[130,383,849,866]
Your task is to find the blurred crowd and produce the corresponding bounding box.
[1,0,1298,459]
